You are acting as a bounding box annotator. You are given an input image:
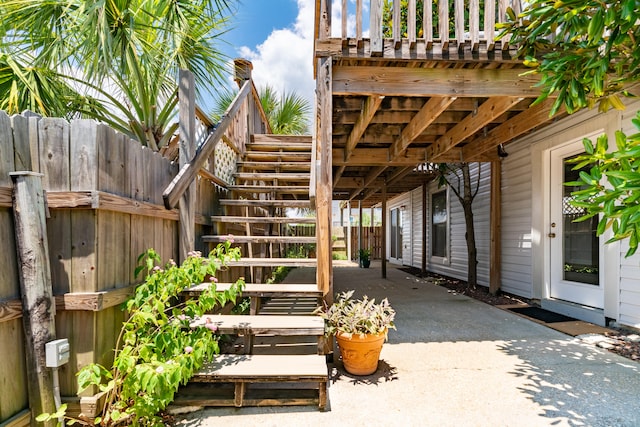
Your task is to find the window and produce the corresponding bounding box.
[431,191,448,258]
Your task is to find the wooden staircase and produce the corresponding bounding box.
[178,134,329,410]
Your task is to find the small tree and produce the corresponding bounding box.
[437,162,482,288]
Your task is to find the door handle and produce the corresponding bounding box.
[548,233,556,238]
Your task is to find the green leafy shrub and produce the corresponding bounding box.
[71,241,243,425]
[315,290,396,338]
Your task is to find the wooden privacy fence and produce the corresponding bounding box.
[350,226,382,260]
[0,111,223,424]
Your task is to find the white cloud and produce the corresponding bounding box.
[237,0,316,108]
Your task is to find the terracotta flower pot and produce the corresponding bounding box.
[335,330,386,375]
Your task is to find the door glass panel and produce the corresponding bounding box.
[431,191,447,258]
[563,156,599,285]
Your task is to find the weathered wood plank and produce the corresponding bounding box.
[0,111,15,186]
[10,172,57,424]
[10,114,33,172]
[332,66,542,97]
[210,216,315,224]
[369,0,383,55]
[344,95,384,162]
[97,211,131,291]
[219,199,312,208]
[193,354,328,380]
[0,320,29,421]
[0,408,30,427]
[179,69,197,261]
[70,119,99,191]
[228,258,317,268]
[39,118,70,191]
[203,235,316,244]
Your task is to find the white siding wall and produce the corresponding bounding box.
[410,187,423,268]
[500,139,533,297]
[618,108,640,328]
[425,163,491,286]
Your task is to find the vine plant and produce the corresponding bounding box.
[39,240,244,426]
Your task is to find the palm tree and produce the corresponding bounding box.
[0,0,235,150]
[212,85,311,135]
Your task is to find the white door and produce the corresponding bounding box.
[549,141,604,308]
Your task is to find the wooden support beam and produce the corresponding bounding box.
[344,96,384,161]
[389,96,456,160]
[333,66,542,97]
[462,98,557,160]
[334,147,495,165]
[10,172,57,426]
[489,161,502,295]
[428,97,523,162]
[316,57,333,304]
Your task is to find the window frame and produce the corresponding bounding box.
[430,188,449,262]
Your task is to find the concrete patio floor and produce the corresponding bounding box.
[174,262,640,427]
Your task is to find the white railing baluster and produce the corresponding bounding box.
[485,0,496,51]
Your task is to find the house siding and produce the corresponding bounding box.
[410,187,423,268]
[500,139,533,298]
[425,163,491,287]
[618,108,640,328]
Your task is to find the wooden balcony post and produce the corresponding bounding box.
[316,57,333,303]
[10,172,57,426]
[178,69,196,262]
[381,181,387,278]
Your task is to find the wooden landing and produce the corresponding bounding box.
[219,199,312,208]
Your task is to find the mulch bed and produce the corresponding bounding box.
[400,267,640,363]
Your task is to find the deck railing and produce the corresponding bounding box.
[316,0,522,54]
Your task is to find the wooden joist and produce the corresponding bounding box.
[245,143,312,152]
[190,354,328,410]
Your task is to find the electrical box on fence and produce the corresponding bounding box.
[45,339,70,368]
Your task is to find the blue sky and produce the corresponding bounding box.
[204,0,317,113]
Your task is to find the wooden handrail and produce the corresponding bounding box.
[163,80,252,209]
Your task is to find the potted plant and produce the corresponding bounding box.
[316,290,396,375]
[358,248,371,268]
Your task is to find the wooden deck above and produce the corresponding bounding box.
[313,0,564,206]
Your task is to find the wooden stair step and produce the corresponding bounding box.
[242,152,311,162]
[234,172,310,181]
[245,143,312,152]
[219,199,312,208]
[227,185,310,194]
[184,283,322,298]
[210,216,316,224]
[228,258,317,267]
[203,235,316,244]
[190,314,324,337]
[251,134,312,144]
[257,297,321,316]
[189,354,328,409]
[237,161,311,171]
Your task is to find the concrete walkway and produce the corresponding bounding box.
[175,262,640,427]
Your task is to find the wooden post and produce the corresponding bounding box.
[179,69,196,261]
[316,57,333,303]
[346,201,351,261]
[370,0,383,55]
[489,161,502,295]
[10,172,56,427]
[358,201,363,258]
[381,182,387,279]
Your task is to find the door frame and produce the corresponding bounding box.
[548,138,604,309]
[529,107,620,324]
